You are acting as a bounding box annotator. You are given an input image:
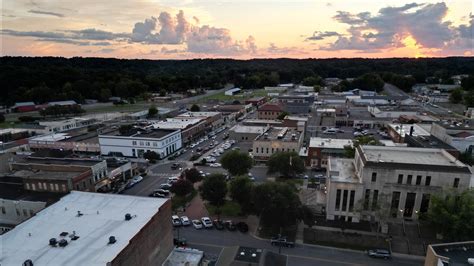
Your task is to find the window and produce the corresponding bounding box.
[416,175,422,185]
[397,174,403,184]
[29,210,34,216]
[31,183,36,191]
[50,183,54,191]
[1,206,5,214]
[55,184,59,191]
[348,190,355,212]
[61,184,66,192]
[16,209,20,216]
[453,178,460,188]
[407,175,412,185]
[364,189,370,210]
[146,142,150,146]
[420,194,431,213]
[132,141,137,145]
[342,190,348,211]
[25,183,30,190]
[372,190,379,211]
[335,189,341,211]
[371,172,377,182]
[266,148,269,153]
[139,141,144,146]
[425,176,431,186]
[38,183,43,189]
[23,209,28,216]
[153,142,157,147]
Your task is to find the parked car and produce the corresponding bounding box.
[270,236,295,247]
[353,131,363,137]
[171,163,180,170]
[180,216,191,226]
[367,249,391,259]
[172,215,182,226]
[168,176,179,183]
[213,220,225,230]
[126,175,143,188]
[192,219,203,229]
[323,129,337,134]
[236,222,249,233]
[149,191,167,198]
[224,220,237,231]
[201,217,213,228]
[159,183,172,190]
[154,189,170,196]
[173,237,187,247]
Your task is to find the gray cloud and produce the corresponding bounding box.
[306,31,340,41]
[1,29,66,39]
[28,9,65,17]
[67,28,129,41]
[314,2,464,52]
[131,10,189,44]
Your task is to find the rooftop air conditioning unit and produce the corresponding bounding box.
[109,236,117,244]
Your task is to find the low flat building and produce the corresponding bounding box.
[325,145,472,223]
[176,112,223,130]
[10,157,108,193]
[278,94,315,114]
[99,127,182,158]
[431,121,474,154]
[39,117,97,133]
[257,103,284,120]
[368,105,420,118]
[225,88,241,96]
[163,247,204,266]
[304,137,353,169]
[0,191,173,266]
[245,96,267,106]
[425,241,474,266]
[229,125,267,142]
[153,118,206,145]
[252,127,303,161]
[386,123,431,143]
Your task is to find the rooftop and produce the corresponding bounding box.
[226,88,241,93]
[405,135,457,150]
[14,157,104,167]
[359,146,470,173]
[309,137,353,149]
[430,241,474,266]
[101,128,178,139]
[13,102,35,107]
[258,103,283,112]
[255,127,301,142]
[163,247,204,266]
[30,133,71,142]
[230,125,267,134]
[387,123,431,137]
[0,191,168,266]
[48,100,77,106]
[328,157,360,183]
[436,121,474,131]
[178,111,221,118]
[152,118,203,130]
[12,170,80,180]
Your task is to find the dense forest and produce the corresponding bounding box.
[1,56,474,106]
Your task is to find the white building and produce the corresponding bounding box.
[430,121,474,154]
[99,128,182,158]
[0,191,173,266]
[326,146,472,223]
[39,117,96,133]
[224,88,241,96]
[252,127,303,161]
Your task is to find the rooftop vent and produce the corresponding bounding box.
[252,253,257,257]
[49,238,57,247]
[58,239,68,247]
[60,232,68,237]
[108,236,117,244]
[23,260,34,266]
[125,213,132,221]
[77,211,83,217]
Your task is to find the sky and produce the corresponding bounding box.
[1,0,473,59]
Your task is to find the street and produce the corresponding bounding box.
[176,226,423,266]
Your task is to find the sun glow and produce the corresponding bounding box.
[401,35,425,58]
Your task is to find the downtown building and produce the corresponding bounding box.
[326,145,472,223]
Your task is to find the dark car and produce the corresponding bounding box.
[173,237,187,247]
[270,236,295,248]
[149,191,167,198]
[153,189,170,196]
[367,249,391,259]
[159,183,172,190]
[213,220,225,230]
[171,163,180,169]
[236,222,249,233]
[224,220,237,231]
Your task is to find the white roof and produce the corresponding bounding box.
[163,248,204,266]
[30,133,71,142]
[0,191,168,266]
[153,118,203,130]
[388,123,430,137]
[230,125,267,134]
[178,111,220,118]
[310,137,353,149]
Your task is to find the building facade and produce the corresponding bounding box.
[252,127,303,161]
[257,103,284,120]
[305,138,353,169]
[278,94,315,114]
[99,128,182,158]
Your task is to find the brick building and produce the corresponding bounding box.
[257,103,284,120]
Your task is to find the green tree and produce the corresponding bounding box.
[148,105,158,117]
[302,76,322,86]
[449,88,464,104]
[159,89,167,97]
[143,150,160,161]
[0,113,5,123]
[229,176,254,212]
[199,174,228,207]
[464,90,474,107]
[190,104,200,112]
[267,151,305,178]
[184,168,203,183]
[424,190,474,241]
[277,111,289,120]
[300,205,316,228]
[220,150,253,176]
[344,136,379,158]
[253,182,302,228]
[461,75,474,91]
[352,73,385,92]
[171,179,194,197]
[313,85,321,93]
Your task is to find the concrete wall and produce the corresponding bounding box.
[111,200,173,266]
[0,199,47,226]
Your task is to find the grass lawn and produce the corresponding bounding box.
[198,89,268,103]
[206,200,242,217]
[83,102,152,114]
[172,189,197,211]
[275,177,304,187]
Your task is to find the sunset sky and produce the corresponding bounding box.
[1,0,473,59]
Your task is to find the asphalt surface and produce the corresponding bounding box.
[177,226,423,266]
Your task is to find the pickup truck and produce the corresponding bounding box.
[270,237,295,248]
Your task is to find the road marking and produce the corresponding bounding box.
[286,254,362,265]
[188,242,224,248]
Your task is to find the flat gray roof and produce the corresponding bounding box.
[255,127,301,142]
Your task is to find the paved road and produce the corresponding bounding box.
[177,226,423,266]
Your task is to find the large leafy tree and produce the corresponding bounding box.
[229,176,254,212]
[424,190,474,241]
[220,150,253,176]
[148,105,158,117]
[190,104,200,112]
[171,179,194,197]
[199,174,227,207]
[253,182,302,228]
[183,168,203,183]
[267,151,305,178]
[449,88,464,104]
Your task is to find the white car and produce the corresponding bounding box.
[192,219,203,229]
[172,215,182,226]
[201,217,213,228]
[353,131,363,137]
[168,176,179,183]
[180,216,191,226]
[210,163,222,168]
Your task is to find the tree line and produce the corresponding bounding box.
[2,56,474,106]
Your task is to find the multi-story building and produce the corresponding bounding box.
[278,94,315,114]
[430,121,474,154]
[425,241,474,266]
[176,112,223,130]
[10,157,108,193]
[0,191,173,265]
[39,117,97,133]
[229,125,268,142]
[257,103,284,120]
[252,127,303,161]
[303,137,353,169]
[326,146,472,223]
[152,118,206,145]
[99,127,182,158]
